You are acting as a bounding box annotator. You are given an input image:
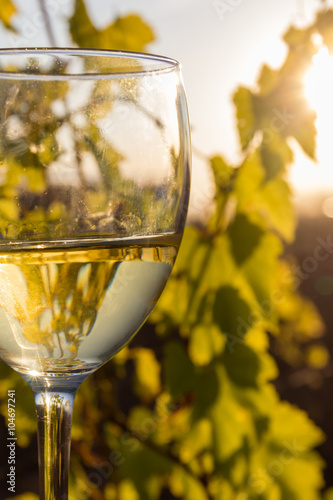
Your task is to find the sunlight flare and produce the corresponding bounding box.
[289,45,333,209]
[304,46,333,111]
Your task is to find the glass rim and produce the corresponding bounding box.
[0,47,181,80]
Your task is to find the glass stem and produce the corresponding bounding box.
[33,388,76,500]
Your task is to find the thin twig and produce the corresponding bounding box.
[110,413,214,500]
[38,0,57,46]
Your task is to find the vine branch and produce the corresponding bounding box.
[109,413,214,500]
[38,0,57,46]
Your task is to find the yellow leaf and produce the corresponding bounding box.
[101,14,154,52]
[179,418,212,463]
[133,348,161,400]
[0,198,19,221]
[317,10,333,53]
[233,86,257,150]
[306,344,330,369]
[69,0,99,48]
[169,466,209,500]
[0,0,17,29]
[189,324,225,366]
[118,479,140,500]
[104,484,117,500]
[70,0,154,52]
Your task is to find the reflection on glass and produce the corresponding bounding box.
[0,49,191,500]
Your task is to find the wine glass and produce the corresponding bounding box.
[0,48,190,499]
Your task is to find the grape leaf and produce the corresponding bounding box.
[70,0,154,52]
[233,149,295,242]
[267,401,324,451]
[118,480,140,500]
[227,213,264,265]
[258,177,296,242]
[178,418,212,464]
[242,232,282,305]
[233,87,257,150]
[283,26,312,47]
[222,343,262,388]
[133,348,161,401]
[260,136,293,181]
[163,341,196,398]
[0,0,17,29]
[317,10,333,52]
[257,64,279,96]
[117,444,172,500]
[210,155,234,191]
[188,324,225,367]
[204,365,253,462]
[212,285,253,341]
[169,466,209,500]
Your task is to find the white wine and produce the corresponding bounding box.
[0,235,178,378]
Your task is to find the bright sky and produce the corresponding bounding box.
[1,0,333,216]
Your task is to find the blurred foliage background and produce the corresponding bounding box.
[0,1,333,499]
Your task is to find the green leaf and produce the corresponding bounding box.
[277,454,325,500]
[102,15,155,52]
[257,176,296,242]
[257,64,279,96]
[260,135,293,181]
[212,285,253,341]
[188,324,225,366]
[119,444,172,500]
[227,213,264,265]
[150,275,189,329]
[210,155,234,191]
[286,106,317,159]
[169,466,209,500]
[0,198,20,221]
[192,364,220,422]
[70,0,154,52]
[204,365,253,462]
[233,148,265,206]
[223,343,262,388]
[173,226,202,274]
[178,418,212,464]
[234,149,295,242]
[233,86,257,150]
[241,232,282,329]
[268,401,325,451]
[163,341,196,398]
[69,0,102,48]
[259,402,325,499]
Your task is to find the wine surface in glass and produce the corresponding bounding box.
[0,234,178,378]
